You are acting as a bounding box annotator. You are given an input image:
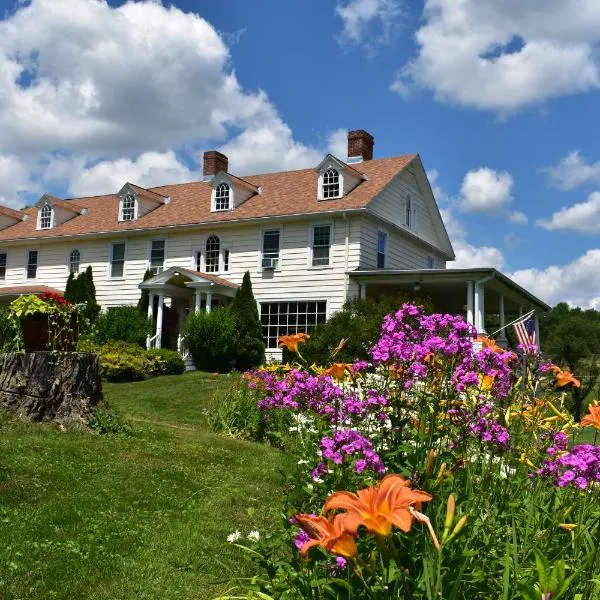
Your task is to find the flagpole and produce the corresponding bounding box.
[490,309,535,338]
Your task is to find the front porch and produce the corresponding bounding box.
[349,268,550,347]
[139,267,239,351]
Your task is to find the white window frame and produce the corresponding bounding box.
[38,204,53,230]
[260,227,282,271]
[309,222,333,268]
[25,249,39,281]
[68,248,81,274]
[109,241,127,279]
[212,183,232,212]
[148,239,166,275]
[221,247,230,272]
[377,230,387,269]
[318,167,343,200]
[119,193,138,222]
[0,250,7,281]
[204,234,221,273]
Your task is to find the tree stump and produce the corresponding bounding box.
[0,352,103,424]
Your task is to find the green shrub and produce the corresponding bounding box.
[89,402,133,435]
[230,271,265,370]
[298,295,434,365]
[93,305,151,347]
[182,308,239,372]
[95,340,152,382]
[146,348,185,376]
[0,306,21,352]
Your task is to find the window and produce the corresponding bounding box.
[0,252,6,280]
[214,183,231,211]
[120,194,136,221]
[322,168,340,199]
[150,240,165,274]
[223,249,230,272]
[27,250,38,280]
[110,243,126,278]
[262,229,280,268]
[377,231,387,269]
[69,249,81,274]
[205,235,220,272]
[260,301,327,349]
[405,195,412,228]
[426,256,435,269]
[311,225,331,267]
[40,205,52,229]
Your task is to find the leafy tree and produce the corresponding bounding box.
[230,271,265,370]
[137,269,154,314]
[541,302,600,420]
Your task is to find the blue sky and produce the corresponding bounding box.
[0,0,599,308]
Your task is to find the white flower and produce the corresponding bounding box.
[226,530,242,543]
[247,530,260,543]
[297,459,309,465]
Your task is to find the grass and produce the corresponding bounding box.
[0,372,292,600]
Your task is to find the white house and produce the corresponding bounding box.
[0,130,548,358]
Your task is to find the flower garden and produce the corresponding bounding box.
[221,304,600,599]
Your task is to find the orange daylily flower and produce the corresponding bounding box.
[322,363,353,380]
[580,404,600,430]
[323,474,432,537]
[293,513,358,558]
[476,336,504,354]
[278,333,310,353]
[551,365,581,388]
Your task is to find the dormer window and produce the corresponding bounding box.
[214,183,231,211]
[39,205,53,229]
[322,168,341,199]
[120,194,136,221]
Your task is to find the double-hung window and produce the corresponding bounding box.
[69,249,81,274]
[0,252,6,280]
[214,184,231,211]
[120,195,136,221]
[322,168,340,199]
[27,250,38,280]
[311,225,331,267]
[205,235,220,273]
[150,240,165,274]
[262,229,280,269]
[260,301,327,349]
[377,231,387,269]
[39,205,52,229]
[110,243,126,278]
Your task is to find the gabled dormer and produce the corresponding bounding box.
[209,172,259,212]
[315,154,365,201]
[35,194,85,230]
[0,204,28,231]
[117,183,170,222]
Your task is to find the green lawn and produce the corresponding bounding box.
[0,372,291,600]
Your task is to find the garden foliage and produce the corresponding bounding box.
[93,306,152,347]
[64,266,101,326]
[137,269,154,315]
[221,303,600,599]
[0,306,21,352]
[182,308,239,372]
[146,348,186,376]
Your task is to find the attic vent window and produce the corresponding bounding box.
[40,205,52,229]
[322,168,340,199]
[121,194,136,221]
[215,183,231,211]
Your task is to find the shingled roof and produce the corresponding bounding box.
[0,155,416,242]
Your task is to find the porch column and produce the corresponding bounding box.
[360,282,367,301]
[194,290,202,313]
[474,283,485,334]
[498,295,507,344]
[146,293,156,349]
[466,282,474,327]
[205,291,212,313]
[156,293,164,349]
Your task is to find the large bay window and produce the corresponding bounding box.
[260,301,327,349]
[311,224,331,267]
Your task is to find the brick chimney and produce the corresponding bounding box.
[203,150,229,178]
[347,130,374,162]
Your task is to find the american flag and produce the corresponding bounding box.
[513,312,536,348]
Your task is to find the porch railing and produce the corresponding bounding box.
[177,334,190,360]
[146,333,159,350]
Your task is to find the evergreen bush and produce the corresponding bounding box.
[137,269,154,314]
[182,308,239,372]
[93,306,152,347]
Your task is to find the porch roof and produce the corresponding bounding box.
[0,284,64,301]
[348,268,550,313]
[139,266,239,297]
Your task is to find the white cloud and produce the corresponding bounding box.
[0,154,38,208]
[536,191,600,234]
[393,0,600,112]
[510,249,600,309]
[335,0,402,48]
[545,150,600,190]
[509,210,528,225]
[459,167,513,214]
[427,169,449,204]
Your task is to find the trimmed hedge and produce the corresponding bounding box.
[146,348,185,376]
[93,306,151,347]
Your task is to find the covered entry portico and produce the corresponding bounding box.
[139,266,238,350]
[350,268,550,347]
